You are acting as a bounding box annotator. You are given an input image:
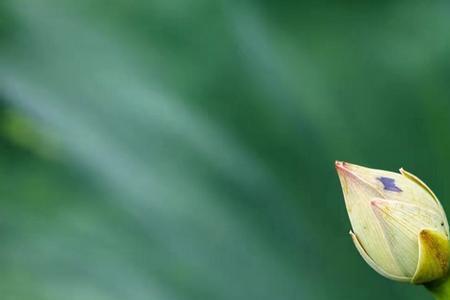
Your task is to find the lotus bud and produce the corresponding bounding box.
[335,161,449,284]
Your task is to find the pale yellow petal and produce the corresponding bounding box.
[371,198,448,277]
[400,168,438,202]
[350,231,410,282]
[339,162,438,211]
[400,168,449,237]
[336,162,402,277]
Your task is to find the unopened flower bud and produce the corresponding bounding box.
[335,161,449,284]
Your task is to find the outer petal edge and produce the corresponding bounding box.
[350,230,410,282]
[400,168,449,236]
[412,229,449,284]
[400,168,439,202]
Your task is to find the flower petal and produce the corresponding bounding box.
[337,162,438,211]
[350,231,410,282]
[412,229,449,284]
[336,162,401,277]
[400,168,449,236]
[371,198,447,277]
[400,168,438,202]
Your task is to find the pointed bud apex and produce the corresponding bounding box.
[336,161,449,283]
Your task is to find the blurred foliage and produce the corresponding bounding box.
[1,0,450,299]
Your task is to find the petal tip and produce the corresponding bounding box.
[370,198,385,210]
[335,160,345,170]
[335,161,353,175]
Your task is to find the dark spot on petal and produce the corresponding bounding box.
[441,222,444,226]
[377,177,402,192]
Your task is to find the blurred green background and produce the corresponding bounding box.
[0,0,450,299]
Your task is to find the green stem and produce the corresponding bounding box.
[426,274,450,300]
